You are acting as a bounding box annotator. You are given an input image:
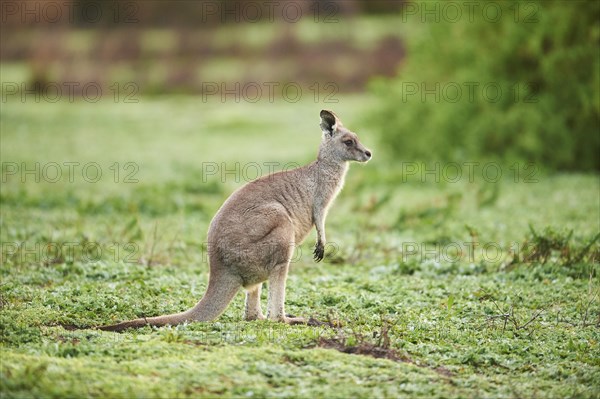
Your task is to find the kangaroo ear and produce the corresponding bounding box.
[320,110,339,136]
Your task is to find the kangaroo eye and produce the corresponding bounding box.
[344,140,354,146]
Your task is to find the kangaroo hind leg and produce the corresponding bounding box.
[244,283,265,321]
[266,263,306,325]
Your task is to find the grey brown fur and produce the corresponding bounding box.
[99,110,371,331]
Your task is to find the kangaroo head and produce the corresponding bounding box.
[318,110,372,164]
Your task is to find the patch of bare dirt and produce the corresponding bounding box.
[311,321,455,381]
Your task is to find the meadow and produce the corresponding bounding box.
[1,95,599,398]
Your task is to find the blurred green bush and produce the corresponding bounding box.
[369,0,599,171]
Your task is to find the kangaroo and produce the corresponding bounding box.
[99,110,371,331]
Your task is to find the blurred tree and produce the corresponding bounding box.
[369,0,600,171]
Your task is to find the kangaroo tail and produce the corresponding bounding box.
[97,273,241,332]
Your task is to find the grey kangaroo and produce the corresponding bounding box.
[99,110,371,331]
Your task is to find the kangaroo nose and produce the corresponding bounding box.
[365,150,372,158]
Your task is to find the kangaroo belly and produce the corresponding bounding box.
[293,219,313,244]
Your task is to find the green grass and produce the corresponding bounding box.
[1,95,599,398]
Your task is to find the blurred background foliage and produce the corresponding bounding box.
[1,0,599,171]
[1,0,406,94]
[369,0,600,171]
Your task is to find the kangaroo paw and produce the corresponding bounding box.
[244,314,266,321]
[313,241,325,262]
[284,316,308,325]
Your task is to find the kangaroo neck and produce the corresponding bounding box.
[315,157,348,177]
[312,158,349,197]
